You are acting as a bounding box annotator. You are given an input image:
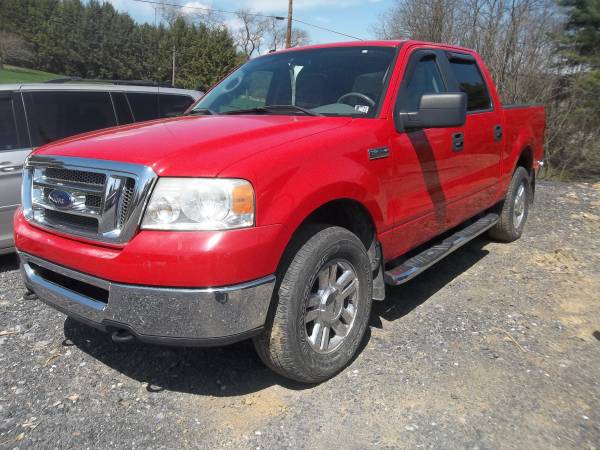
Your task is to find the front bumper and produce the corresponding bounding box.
[19,252,276,346]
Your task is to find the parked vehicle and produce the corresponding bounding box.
[0,82,202,253]
[14,41,544,382]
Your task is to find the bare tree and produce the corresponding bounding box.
[374,0,461,43]
[0,31,33,70]
[234,9,270,60]
[267,20,310,52]
[289,28,311,48]
[373,0,561,102]
[373,0,592,178]
[159,2,223,28]
[233,11,309,58]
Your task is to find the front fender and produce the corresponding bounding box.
[219,125,391,272]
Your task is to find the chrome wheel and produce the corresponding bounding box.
[304,260,359,353]
[513,182,527,229]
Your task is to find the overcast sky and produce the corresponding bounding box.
[106,0,394,45]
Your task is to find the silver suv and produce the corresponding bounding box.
[0,83,202,254]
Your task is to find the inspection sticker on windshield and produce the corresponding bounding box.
[355,105,370,114]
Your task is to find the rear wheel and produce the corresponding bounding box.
[253,226,372,383]
[488,166,531,242]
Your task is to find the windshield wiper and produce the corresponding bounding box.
[222,105,322,117]
[187,108,218,116]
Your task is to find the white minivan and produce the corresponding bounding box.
[0,82,202,254]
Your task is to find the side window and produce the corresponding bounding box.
[127,93,159,122]
[448,58,492,111]
[402,55,446,112]
[112,92,134,125]
[0,97,19,151]
[159,94,194,118]
[24,91,117,147]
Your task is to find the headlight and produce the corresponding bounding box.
[141,178,254,230]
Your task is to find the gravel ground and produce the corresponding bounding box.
[1,180,599,450]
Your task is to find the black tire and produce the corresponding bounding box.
[253,226,373,383]
[488,166,531,242]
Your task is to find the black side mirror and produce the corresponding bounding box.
[398,92,467,130]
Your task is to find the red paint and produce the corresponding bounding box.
[14,40,545,287]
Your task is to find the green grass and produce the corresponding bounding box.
[0,65,61,84]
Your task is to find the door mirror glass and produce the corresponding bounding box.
[399,92,467,130]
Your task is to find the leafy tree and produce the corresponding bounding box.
[0,31,33,69]
[0,0,238,89]
[559,0,600,69]
[554,0,600,177]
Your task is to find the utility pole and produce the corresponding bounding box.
[171,45,176,87]
[285,0,293,48]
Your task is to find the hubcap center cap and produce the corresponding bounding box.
[321,289,342,322]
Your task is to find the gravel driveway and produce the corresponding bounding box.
[1,180,599,449]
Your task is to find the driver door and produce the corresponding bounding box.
[387,49,465,247]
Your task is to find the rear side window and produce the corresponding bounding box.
[448,58,492,111]
[402,55,446,112]
[24,91,117,146]
[112,92,134,125]
[159,94,194,118]
[0,97,19,151]
[127,93,159,122]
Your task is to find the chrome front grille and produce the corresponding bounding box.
[22,155,157,244]
[45,167,106,186]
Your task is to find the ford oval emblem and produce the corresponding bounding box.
[48,189,74,209]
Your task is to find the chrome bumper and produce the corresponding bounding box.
[19,252,275,346]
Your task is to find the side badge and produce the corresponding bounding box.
[368,147,390,160]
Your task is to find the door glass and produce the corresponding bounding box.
[403,56,446,112]
[448,59,492,111]
[159,94,194,118]
[25,91,117,146]
[127,92,159,122]
[0,97,20,150]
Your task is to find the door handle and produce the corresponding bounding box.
[494,125,503,142]
[452,132,464,151]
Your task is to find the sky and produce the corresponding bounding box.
[106,0,395,45]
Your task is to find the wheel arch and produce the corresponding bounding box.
[273,196,381,279]
[515,146,535,200]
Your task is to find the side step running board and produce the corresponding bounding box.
[384,213,499,286]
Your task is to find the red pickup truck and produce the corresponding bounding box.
[14,40,544,383]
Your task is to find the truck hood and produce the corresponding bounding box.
[34,115,352,177]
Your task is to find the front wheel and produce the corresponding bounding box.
[488,166,531,242]
[253,226,373,383]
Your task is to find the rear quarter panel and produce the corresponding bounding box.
[500,105,545,194]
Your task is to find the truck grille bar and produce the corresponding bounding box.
[22,155,157,244]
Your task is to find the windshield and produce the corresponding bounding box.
[192,46,396,117]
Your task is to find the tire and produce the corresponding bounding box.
[253,226,373,383]
[488,166,531,242]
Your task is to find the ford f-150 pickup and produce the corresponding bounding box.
[14,40,545,383]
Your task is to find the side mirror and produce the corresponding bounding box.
[398,92,467,130]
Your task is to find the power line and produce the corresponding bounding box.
[132,0,285,20]
[129,0,362,41]
[291,18,362,41]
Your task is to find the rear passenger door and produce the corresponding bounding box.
[0,92,30,250]
[443,52,502,212]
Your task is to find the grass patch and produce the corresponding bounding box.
[0,65,61,84]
